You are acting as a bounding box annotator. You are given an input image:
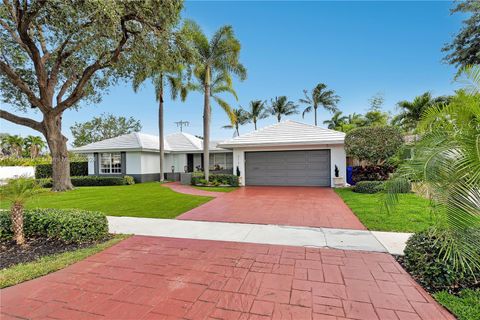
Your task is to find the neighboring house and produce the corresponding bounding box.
[73,120,346,187]
[73,132,232,182]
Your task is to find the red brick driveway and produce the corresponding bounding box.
[1,236,453,320]
[178,187,366,230]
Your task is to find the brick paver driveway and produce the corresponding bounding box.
[1,236,453,320]
[178,187,366,230]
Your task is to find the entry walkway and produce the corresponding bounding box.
[108,216,412,255]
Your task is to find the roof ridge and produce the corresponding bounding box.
[133,132,144,148]
[182,132,202,150]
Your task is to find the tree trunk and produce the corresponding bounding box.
[254,120,257,130]
[158,76,165,182]
[44,114,73,191]
[314,107,318,126]
[203,69,211,181]
[11,202,25,245]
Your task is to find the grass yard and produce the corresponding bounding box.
[335,188,435,233]
[193,186,239,192]
[0,182,212,218]
[0,235,129,288]
[434,289,480,320]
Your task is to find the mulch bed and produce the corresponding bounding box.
[0,236,112,269]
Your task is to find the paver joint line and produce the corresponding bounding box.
[1,236,455,320]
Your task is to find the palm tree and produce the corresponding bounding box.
[24,135,45,158]
[7,135,24,158]
[385,65,480,274]
[268,96,298,122]
[245,100,268,130]
[132,25,192,182]
[223,108,249,136]
[300,83,340,126]
[323,111,348,130]
[1,178,39,245]
[394,92,450,132]
[187,23,246,180]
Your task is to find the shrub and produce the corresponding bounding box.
[352,164,396,183]
[0,208,108,243]
[35,161,88,179]
[191,173,239,187]
[36,176,131,188]
[385,178,411,194]
[353,181,384,194]
[0,156,51,167]
[345,126,403,164]
[403,230,480,292]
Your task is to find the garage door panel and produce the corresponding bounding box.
[245,150,331,186]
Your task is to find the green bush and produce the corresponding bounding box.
[0,208,108,243]
[403,230,480,292]
[191,173,239,187]
[35,162,88,179]
[37,176,131,188]
[353,181,385,194]
[385,178,411,194]
[0,157,51,166]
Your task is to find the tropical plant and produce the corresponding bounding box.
[364,109,389,127]
[323,111,348,130]
[300,83,339,126]
[0,177,39,245]
[385,66,480,276]
[393,92,450,132]
[268,96,298,122]
[245,100,268,130]
[6,135,24,158]
[186,23,246,180]
[24,135,46,158]
[223,108,249,136]
[340,113,366,132]
[0,0,182,191]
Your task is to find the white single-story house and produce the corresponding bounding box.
[73,120,346,187]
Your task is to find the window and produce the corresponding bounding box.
[209,152,233,171]
[100,153,122,174]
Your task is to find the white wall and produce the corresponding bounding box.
[0,166,35,181]
[140,152,160,174]
[86,153,95,175]
[232,144,346,187]
[163,153,186,173]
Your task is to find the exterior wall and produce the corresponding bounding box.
[165,153,187,174]
[86,153,95,175]
[232,144,346,187]
[125,152,142,175]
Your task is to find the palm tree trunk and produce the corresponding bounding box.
[158,75,165,182]
[254,119,257,130]
[314,107,318,126]
[277,114,281,123]
[203,67,211,181]
[11,202,25,245]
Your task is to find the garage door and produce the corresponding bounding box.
[245,150,331,186]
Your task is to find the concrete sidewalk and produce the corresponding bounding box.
[108,216,412,255]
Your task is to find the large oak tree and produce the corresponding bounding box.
[0,0,182,191]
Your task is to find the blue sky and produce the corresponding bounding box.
[0,1,463,146]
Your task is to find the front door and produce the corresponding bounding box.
[187,154,194,172]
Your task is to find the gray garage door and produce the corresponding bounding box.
[245,150,331,186]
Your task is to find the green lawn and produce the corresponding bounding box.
[335,188,434,233]
[0,234,129,288]
[193,186,239,192]
[434,289,480,320]
[0,183,212,218]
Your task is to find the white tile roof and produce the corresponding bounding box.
[73,132,227,153]
[217,120,345,148]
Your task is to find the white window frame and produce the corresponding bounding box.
[99,152,122,174]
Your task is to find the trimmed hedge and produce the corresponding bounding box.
[0,208,108,243]
[403,230,480,292]
[353,181,384,194]
[191,173,239,187]
[35,161,88,179]
[37,175,134,188]
[352,165,396,183]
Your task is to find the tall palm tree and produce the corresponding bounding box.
[268,96,298,122]
[394,92,450,132]
[187,23,246,180]
[132,25,192,182]
[24,135,45,158]
[7,135,24,158]
[386,65,480,274]
[245,100,268,130]
[323,111,348,130]
[300,83,340,126]
[223,108,249,136]
[1,178,39,245]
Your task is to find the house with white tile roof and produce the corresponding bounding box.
[73,120,346,186]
